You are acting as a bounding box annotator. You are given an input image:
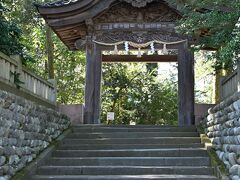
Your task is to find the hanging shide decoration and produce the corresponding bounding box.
[137,48,142,58]
[93,39,187,57]
[150,42,155,54]
[162,44,168,55]
[124,41,129,53]
[113,44,119,54]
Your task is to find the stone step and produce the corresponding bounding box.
[37,166,214,176]
[29,125,217,179]
[52,148,208,157]
[74,125,196,128]
[62,137,200,145]
[48,157,210,166]
[72,127,197,133]
[32,174,217,180]
[67,132,199,138]
[58,143,204,150]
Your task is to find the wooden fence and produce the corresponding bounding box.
[220,61,240,100]
[0,52,56,104]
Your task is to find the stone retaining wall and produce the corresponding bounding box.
[58,104,84,125]
[201,92,240,180]
[0,90,70,180]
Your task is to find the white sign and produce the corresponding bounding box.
[107,112,115,121]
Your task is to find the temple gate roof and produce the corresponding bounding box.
[35,0,182,50]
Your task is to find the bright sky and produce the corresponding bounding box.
[158,62,177,80]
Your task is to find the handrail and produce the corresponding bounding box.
[0,52,56,104]
[220,61,240,101]
[221,70,237,85]
[22,67,54,87]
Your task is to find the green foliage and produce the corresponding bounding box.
[0,0,86,104]
[195,51,215,104]
[176,0,240,70]
[25,32,86,104]
[55,45,86,104]
[1,0,53,63]
[101,63,178,125]
[4,0,236,112]
[0,2,23,56]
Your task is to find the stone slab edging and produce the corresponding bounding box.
[206,145,230,180]
[0,52,56,104]
[13,128,72,180]
[203,91,240,179]
[198,133,230,180]
[0,77,56,109]
[209,92,240,114]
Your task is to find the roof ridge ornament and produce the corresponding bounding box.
[121,0,155,8]
[35,0,79,7]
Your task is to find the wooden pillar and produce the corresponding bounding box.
[178,42,195,126]
[93,44,102,124]
[84,39,102,124]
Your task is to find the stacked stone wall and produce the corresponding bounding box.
[0,90,70,180]
[203,92,240,180]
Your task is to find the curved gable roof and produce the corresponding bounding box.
[35,0,182,50]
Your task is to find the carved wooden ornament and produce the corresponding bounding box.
[122,0,155,7]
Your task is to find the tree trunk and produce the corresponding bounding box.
[46,25,54,79]
[213,69,223,103]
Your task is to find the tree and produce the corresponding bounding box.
[1,0,86,104]
[46,25,54,79]
[101,63,178,125]
[176,0,240,70]
[195,51,215,104]
[54,42,86,104]
[0,2,23,56]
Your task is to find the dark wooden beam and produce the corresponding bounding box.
[178,42,195,126]
[57,24,83,31]
[102,55,178,63]
[84,40,102,124]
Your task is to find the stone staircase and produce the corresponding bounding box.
[31,125,217,180]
